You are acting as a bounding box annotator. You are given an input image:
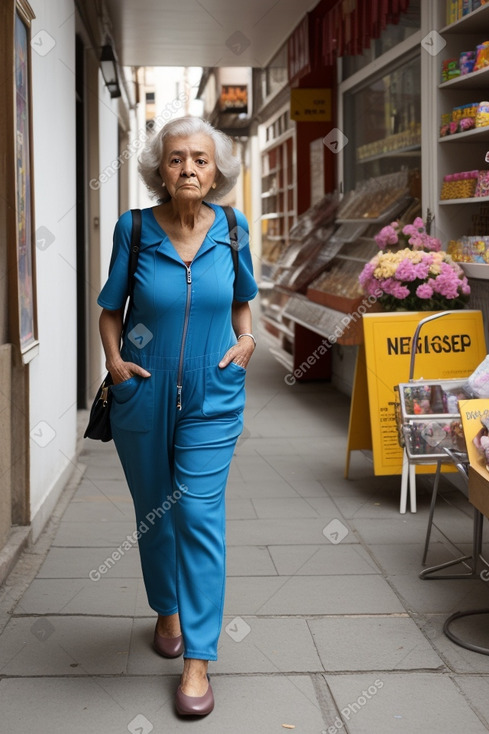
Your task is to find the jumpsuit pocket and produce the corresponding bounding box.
[110,375,154,432]
[203,362,246,417]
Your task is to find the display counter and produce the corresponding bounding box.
[259,171,421,380]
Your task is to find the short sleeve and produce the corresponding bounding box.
[233,209,259,303]
[97,210,133,310]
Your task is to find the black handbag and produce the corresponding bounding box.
[84,209,142,441]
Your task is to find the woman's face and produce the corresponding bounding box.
[159,133,218,202]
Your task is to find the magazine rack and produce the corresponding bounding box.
[397,311,465,513]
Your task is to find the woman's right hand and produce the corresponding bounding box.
[108,359,151,385]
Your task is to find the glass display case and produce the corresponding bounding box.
[343,52,421,192]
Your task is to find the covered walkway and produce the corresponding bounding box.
[1,319,489,732]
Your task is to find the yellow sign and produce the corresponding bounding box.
[290,89,331,122]
[359,311,487,475]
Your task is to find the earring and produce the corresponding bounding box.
[161,181,166,188]
[211,182,217,189]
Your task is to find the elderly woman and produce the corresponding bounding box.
[97,116,257,716]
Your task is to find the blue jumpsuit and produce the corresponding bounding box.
[97,203,258,661]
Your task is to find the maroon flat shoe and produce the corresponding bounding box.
[175,675,214,717]
[153,624,184,658]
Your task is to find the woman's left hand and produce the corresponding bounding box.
[219,336,256,370]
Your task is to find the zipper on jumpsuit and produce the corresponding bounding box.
[176,264,192,410]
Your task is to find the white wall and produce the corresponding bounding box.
[97,73,122,314]
[29,0,78,537]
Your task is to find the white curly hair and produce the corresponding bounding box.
[138,116,241,202]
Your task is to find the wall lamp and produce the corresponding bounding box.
[100,43,121,98]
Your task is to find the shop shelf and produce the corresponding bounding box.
[336,216,388,223]
[306,289,364,314]
[439,65,489,90]
[441,3,489,34]
[357,145,421,163]
[438,126,489,143]
[439,195,489,204]
[460,262,489,279]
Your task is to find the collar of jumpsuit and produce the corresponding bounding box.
[152,203,245,264]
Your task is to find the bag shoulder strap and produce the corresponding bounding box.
[122,209,142,334]
[221,205,239,297]
[128,208,142,299]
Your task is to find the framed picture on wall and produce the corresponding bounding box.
[12,0,38,362]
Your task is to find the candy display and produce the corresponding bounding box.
[440,171,478,199]
[356,124,421,161]
[447,236,489,262]
[441,39,489,83]
[309,238,378,301]
[337,170,414,220]
[439,101,489,136]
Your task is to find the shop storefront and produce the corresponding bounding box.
[258,0,489,395]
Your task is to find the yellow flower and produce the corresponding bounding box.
[374,261,397,278]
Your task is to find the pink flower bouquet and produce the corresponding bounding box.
[374,217,442,252]
[359,218,470,311]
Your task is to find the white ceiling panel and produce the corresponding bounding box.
[106,0,319,67]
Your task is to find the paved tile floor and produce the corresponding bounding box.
[2,325,489,733]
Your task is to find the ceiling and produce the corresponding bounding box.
[106,0,320,68]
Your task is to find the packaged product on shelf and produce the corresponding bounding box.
[336,170,414,221]
[440,170,479,199]
[446,0,459,23]
[475,170,489,196]
[461,103,478,119]
[476,101,489,127]
[447,236,489,262]
[441,103,481,135]
[474,41,489,70]
[440,112,451,137]
[441,58,460,82]
[459,116,476,131]
[459,50,476,74]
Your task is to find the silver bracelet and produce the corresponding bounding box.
[237,333,256,347]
